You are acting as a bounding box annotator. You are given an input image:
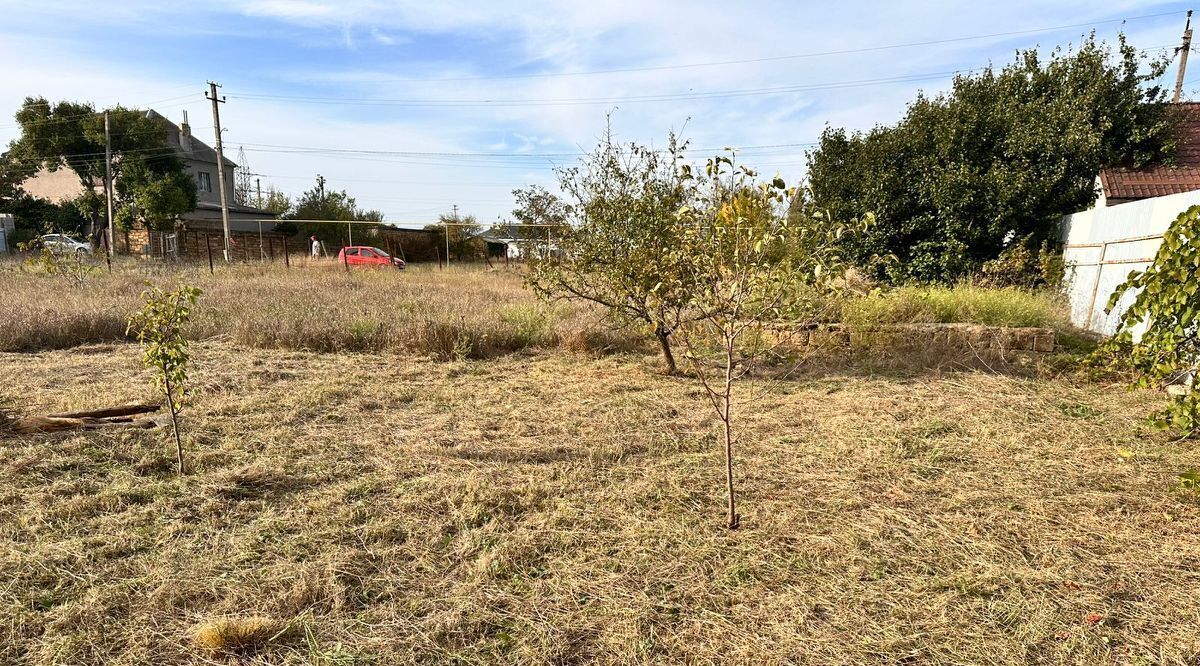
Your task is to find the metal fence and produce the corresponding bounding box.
[1061,189,1200,335]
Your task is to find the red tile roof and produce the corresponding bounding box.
[1100,102,1200,205]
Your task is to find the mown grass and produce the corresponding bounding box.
[0,261,635,358]
[0,342,1197,664]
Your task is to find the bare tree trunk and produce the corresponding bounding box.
[655,327,678,375]
[722,332,739,529]
[163,371,184,475]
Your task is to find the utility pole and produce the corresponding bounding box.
[317,174,326,201]
[1175,10,1194,103]
[448,204,458,265]
[206,81,233,261]
[104,111,114,266]
[255,177,262,209]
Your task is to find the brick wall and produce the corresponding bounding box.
[181,230,292,264]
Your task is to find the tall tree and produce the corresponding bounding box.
[279,176,384,246]
[806,34,1176,283]
[425,212,482,261]
[258,186,292,216]
[511,185,571,258]
[6,98,196,243]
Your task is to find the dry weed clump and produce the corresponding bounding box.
[0,393,17,434]
[193,616,291,654]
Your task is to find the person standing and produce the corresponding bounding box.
[310,235,321,259]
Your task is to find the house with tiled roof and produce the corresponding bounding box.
[21,109,282,260]
[1095,103,1200,206]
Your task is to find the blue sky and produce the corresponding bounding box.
[0,1,1195,226]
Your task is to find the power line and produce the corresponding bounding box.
[227,69,981,107]
[222,41,1176,110]
[0,94,205,130]
[225,140,817,159]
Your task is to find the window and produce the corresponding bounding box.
[197,172,212,192]
[344,248,360,256]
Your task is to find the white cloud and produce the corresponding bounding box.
[0,0,1192,223]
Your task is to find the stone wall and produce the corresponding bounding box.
[777,323,1057,354]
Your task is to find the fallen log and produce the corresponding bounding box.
[8,405,165,435]
[46,403,160,419]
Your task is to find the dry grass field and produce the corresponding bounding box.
[1,262,1199,664]
[0,261,630,357]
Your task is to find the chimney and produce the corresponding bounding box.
[179,110,191,151]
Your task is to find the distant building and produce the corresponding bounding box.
[477,223,560,260]
[20,109,279,257]
[478,224,525,259]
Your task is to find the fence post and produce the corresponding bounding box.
[283,237,289,268]
[1084,241,1109,331]
[343,247,350,273]
[205,234,214,275]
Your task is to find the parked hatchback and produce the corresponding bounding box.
[337,246,405,269]
[38,234,90,255]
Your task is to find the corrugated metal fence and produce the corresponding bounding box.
[1061,190,1200,335]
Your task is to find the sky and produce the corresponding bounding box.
[0,1,1196,227]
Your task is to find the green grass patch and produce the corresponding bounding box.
[838,284,1072,330]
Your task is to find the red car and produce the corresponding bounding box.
[337,246,406,269]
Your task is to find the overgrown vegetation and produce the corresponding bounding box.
[0,264,637,357]
[17,236,98,287]
[1098,205,1200,436]
[836,284,1072,330]
[807,34,1176,283]
[0,260,1079,359]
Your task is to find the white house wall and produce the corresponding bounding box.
[1061,189,1200,335]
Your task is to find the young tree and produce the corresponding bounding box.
[127,284,201,475]
[526,129,696,374]
[19,230,97,287]
[1097,205,1200,436]
[807,35,1175,282]
[259,186,292,216]
[679,156,869,528]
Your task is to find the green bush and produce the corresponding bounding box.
[498,304,559,349]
